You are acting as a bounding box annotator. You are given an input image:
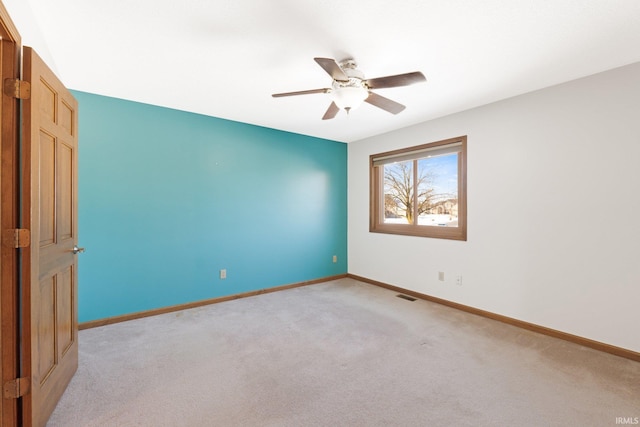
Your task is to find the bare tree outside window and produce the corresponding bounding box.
[384,161,413,223]
[383,161,437,224]
[383,155,458,226]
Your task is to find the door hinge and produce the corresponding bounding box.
[3,229,30,248]
[3,78,31,99]
[3,377,30,399]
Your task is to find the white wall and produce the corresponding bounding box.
[3,0,58,72]
[348,62,640,353]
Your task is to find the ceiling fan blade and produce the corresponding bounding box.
[365,71,426,89]
[322,102,340,120]
[365,92,406,114]
[314,57,349,82]
[272,88,329,97]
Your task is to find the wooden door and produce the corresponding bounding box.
[21,47,78,427]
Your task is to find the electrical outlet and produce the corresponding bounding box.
[456,275,462,286]
[220,269,227,280]
[332,255,338,263]
[438,271,445,281]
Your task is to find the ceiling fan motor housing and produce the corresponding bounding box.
[329,60,369,111]
[338,59,365,80]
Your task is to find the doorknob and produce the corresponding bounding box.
[72,245,85,254]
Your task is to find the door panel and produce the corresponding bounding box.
[22,46,78,427]
[37,277,56,382]
[58,143,73,240]
[39,131,56,246]
[57,266,74,355]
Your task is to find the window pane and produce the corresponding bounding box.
[383,161,413,224]
[417,153,458,227]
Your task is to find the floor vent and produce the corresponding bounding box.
[396,294,417,302]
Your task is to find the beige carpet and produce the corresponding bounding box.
[47,278,640,426]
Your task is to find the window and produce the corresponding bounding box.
[370,136,467,240]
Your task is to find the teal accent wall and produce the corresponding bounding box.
[73,91,347,322]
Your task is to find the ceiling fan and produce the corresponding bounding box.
[272,57,427,120]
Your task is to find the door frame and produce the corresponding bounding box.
[0,2,21,426]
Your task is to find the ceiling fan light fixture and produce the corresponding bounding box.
[330,85,369,111]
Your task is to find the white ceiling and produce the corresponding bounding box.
[24,0,640,143]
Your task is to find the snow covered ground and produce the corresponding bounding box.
[384,214,458,227]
